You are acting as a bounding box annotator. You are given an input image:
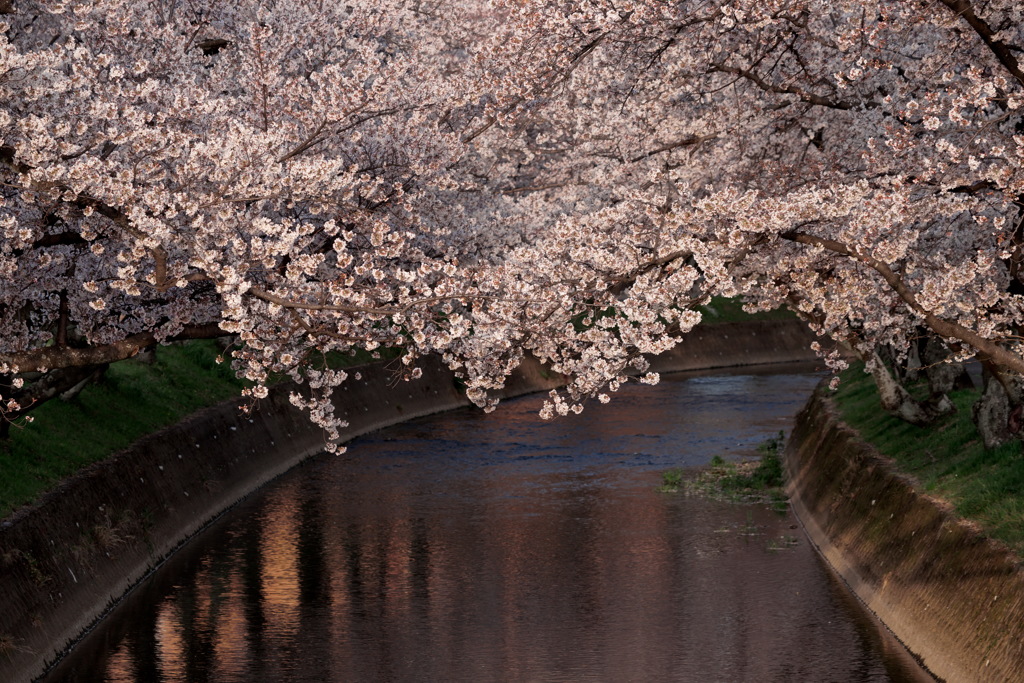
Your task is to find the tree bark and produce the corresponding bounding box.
[972,363,1024,449]
[974,368,1013,449]
[59,365,109,402]
[922,336,972,396]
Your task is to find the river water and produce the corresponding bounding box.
[46,364,934,682]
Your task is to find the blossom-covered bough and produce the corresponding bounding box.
[3,0,1024,448]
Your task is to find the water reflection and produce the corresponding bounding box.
[48,366,934,682]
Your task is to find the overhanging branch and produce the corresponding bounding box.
[1,323,224,373]
[938,0,1024,87]
[781,229,1024,375]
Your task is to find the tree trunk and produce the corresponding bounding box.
[879,341,922,383]
[60,364,109,402]
[972,365,1023,449]
[0,373,10,441]
[863,350,951,426]
[921,336,972,416]
[1,364,109,429]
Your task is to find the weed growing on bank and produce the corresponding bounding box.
[662,432,790,511]
[832,364,1024,555]
[658,468,685,492]
[766,535,800,551]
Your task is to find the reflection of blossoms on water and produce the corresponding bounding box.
[45,368,930,683]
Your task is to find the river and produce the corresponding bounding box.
[45,364,934,682]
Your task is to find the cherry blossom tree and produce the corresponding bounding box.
[4,0,1024,447]
[478,0,1024,440]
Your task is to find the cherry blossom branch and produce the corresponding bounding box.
[249,286,401,315]
[709,62,855,110]
[248,287,560,316]
[782,230,1024,375]
[938,0,1024,87]
[499,181,576,194]
[608,249,692,295]
[630,135,718,163]
[462,30,609,144]
[1,145,172,291]
[3,364,109,420]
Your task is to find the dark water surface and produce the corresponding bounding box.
[47,365,934,682]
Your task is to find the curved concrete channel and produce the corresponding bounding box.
[0,320,816,682]
[786,391,1024,683]
[8,318,1023,682]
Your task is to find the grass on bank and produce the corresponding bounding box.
[0,342,400,518]
[697,295,797,323]
[832,363,1024,555]
[0,341,248,518]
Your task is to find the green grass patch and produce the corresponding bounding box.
[0,342,405,518]
[832,363,1024,554]
[666,433,790,511]
[0,341,249,518]
[658,467,685,492]
[720,431,786,491]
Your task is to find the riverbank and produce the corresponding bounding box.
[0,319,817,682]
[786,386,1024,683]
[832,365,1024,555]
[0,341,248,518]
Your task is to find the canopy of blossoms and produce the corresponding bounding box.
[3,0,1024,446]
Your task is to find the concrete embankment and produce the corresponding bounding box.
[0,319,816,682]
[786,390,1024,683]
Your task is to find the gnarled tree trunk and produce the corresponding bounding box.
[922,336,972,412]
[863,349,954,426]
[924,354,973,394]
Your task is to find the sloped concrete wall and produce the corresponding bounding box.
[0,356,482,683]
[0,319,817,682]
[649,319,821,372]
[786,391,1024,683]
